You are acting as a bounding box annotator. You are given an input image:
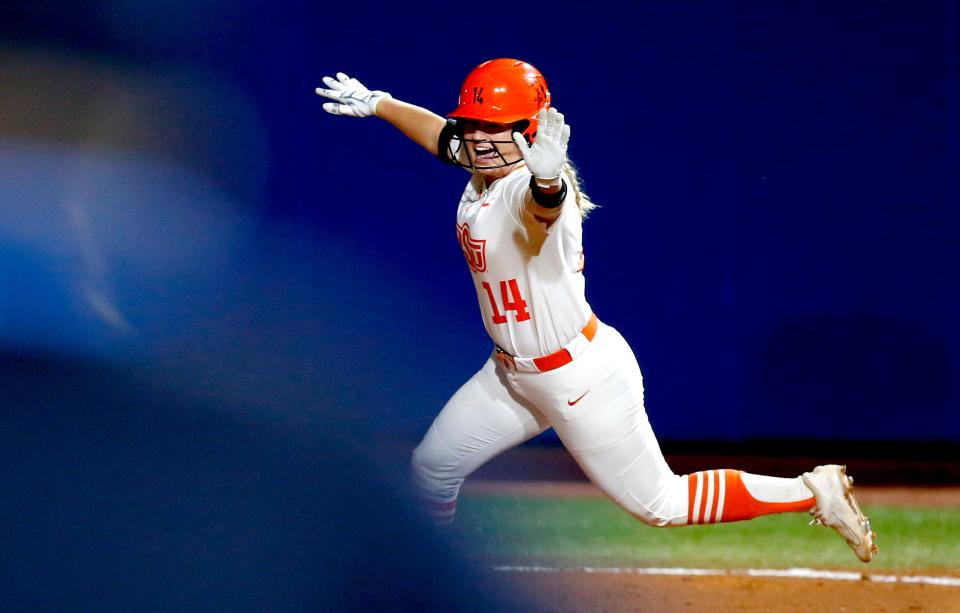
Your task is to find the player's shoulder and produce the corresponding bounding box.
[494,165,533,195]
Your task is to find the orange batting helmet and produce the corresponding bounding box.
[448,59,551,144]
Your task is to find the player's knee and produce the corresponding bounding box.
[410,440,462,500]
[621,475,688,527]
[410,442,463,524]
[409,443,437,487]
[630,504,675,528]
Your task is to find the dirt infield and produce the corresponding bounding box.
[516,571,960,613]
[467,480,960,612]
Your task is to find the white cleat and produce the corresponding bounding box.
[801,464,878,563]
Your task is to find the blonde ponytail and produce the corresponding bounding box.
[562,160,597,218]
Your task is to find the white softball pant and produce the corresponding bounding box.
[411,321,690,526]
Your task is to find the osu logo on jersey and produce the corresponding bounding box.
[457,223,486,273]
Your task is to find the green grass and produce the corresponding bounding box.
[455,494,960,571]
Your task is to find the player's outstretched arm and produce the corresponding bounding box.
[512,107,571,221]
[315,72,446,156]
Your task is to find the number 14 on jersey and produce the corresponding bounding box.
[482,279,530,324]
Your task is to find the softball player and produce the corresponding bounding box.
[315,59,877,562]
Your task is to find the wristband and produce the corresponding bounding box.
[529,175,567,209]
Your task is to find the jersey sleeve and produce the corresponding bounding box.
[501,167,573,229]
[499,166,534,217]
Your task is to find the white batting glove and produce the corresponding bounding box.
[314,72,392,118]
[512,107,570,182]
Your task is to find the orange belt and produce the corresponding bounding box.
[495,314,599,373]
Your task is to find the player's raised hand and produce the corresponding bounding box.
[315,72,392,118]
[512,107,570,181]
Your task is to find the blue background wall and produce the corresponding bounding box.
[2,2,957,607]
[2,0,958,443]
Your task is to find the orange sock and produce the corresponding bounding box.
[686,469,815,525]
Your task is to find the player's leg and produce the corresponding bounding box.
[666,464,875,561]
[513,323,876,559]
[684,469,814,524]
[509,323,817,527]
[411,355,549,524]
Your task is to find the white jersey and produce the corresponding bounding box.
[455,166,592,358]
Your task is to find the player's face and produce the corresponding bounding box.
[463,120,523,180]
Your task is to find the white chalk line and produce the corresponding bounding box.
[492,565,960,587]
